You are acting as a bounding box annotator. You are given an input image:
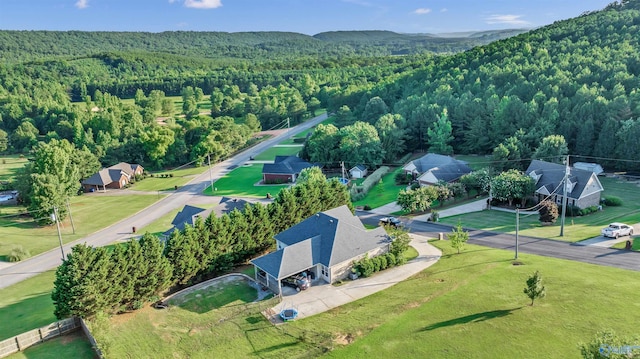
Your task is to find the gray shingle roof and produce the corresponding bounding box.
[262,156,318,175]
[251,205,389,280]
[81,168,125,186]
[407,153,472,183]
[525,160,602,200]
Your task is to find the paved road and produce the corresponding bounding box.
[356,211,640,272]
[0,113,328,289]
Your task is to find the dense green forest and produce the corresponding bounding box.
[2,0,640,219]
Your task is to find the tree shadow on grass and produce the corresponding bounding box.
[420,307,523,332]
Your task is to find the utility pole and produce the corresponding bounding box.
[341,161,346,180]
[208,153,214,192]
[52,207,65,260]
[515,207,520,259]
[65,199,76,234]
[559,154,570,237]
[560,155,569,237]
[287,118,290,134]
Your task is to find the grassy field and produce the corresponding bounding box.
[251,145,302,161]
[455,154,493,170]
[167,280,258,313]
[352,167,406,209]
[439,176,640,242]
[6,331,96,359]
[0,194,161,259]
[0,155,28,183]
[130,166,208,192]
[0,270,57,340]
[611,237,640,251]
[85,240,640,358]
[203,164,287,198]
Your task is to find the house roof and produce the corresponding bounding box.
[262,156,318,175]
[251,205,389,280]
[81,168,126,186]
[406,153,472,183]
[108,162,143,175]
[525,160,603,200]
[573,162,604,175]
[164,197,251,237]
[213,197,249,216]
[350,164,367,172]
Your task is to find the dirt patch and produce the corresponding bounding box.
[334,332,356,345]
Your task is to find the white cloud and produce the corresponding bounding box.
[341,0,374,7]
[440,8,447,13]
[75,0,88,9]
[184,0,222,9]
[485,14,530,26]
[413,8,432,15]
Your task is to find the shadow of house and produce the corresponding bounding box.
[163,197,249,237]
[251,205,390,296]
[81,162,144,192]
[525,160,604,209]
[261,156,320,184]
[403,153,472,186]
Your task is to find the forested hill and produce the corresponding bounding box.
[352,0,640,170]
[0,29,524,64]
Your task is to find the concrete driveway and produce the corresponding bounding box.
[577,223,639,248]
[266,234,441,322]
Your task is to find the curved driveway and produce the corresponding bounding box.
[0,113,328,289]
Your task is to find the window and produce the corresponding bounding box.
[321,265,328,277]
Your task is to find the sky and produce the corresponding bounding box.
[0,0,615,35]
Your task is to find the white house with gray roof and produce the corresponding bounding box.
[526,160,604,209]
[403,153,472,186]
[251,205,390,295]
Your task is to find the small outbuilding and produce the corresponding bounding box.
[349,165,368,179]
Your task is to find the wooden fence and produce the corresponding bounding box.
[0,317,103,358]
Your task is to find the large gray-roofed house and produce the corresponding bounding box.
[251,205,390,296]
[81,162,144,192]
[403,153,472,186]
[525,160,604,209]
[262,155,319,184]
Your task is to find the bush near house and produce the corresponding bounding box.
[350,166,390,201]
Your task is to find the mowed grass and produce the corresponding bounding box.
[252,145,302,161]
[0,270,57,340]
[439,176,640,242]
[168,280,257,314]
[131,166,208,192]
[324,241,640,358]
[0,194,161,258]
[6,331,96,359]
[203,164,287,198]
[352,167,406,209]
[0,155,28,182]
[87,241,640,358]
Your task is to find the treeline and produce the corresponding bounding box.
[332,1,640,171]
[52,169,352,319]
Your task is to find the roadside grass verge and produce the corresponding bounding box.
[0,194,161,258]
[352,167,405,209]
[439,176,640,242]
[88,241,640,358]
[136,207,183,237]
[0,270,57,340]
[611,237,640,251]
[252,146,302,161]
[0,155,28,183]
[6,331,95,359]
[131,166,208,192]
[203,164,287,198]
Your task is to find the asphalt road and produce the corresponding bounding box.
[357,211,640,272]
[0,113,328,289]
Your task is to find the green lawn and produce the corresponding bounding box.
[0,270,57,340]
[0,194,161,259]
[131,166,208,192]
[0,155,28,183]
[454,154,493,171]
[167,280,258,313]
[6,331,96,359]
[203,164,287,198]
[136,207,183,237]
[439,176,640,242]
[611,237,640,251]
[352,167,406,209]
[251,145,302,161]
[85,240,640,358]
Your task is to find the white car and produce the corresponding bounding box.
[601,223,634,238]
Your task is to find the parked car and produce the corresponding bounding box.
[282,275,310,292]
[379,217,403,228]
[601,223,634,238]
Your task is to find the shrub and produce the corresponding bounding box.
[385,252,396,267]
[395,171,412,185]
[7,245,30,262]
[578,206,599,216]
[350,166,390,200]
[558,204,581,217]
[378,255,388,270]
[603,196,623,206]
[363,204,372,211]
[538,200,559,223]
[371,256,381,272]
[430,210,440,222]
